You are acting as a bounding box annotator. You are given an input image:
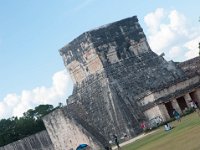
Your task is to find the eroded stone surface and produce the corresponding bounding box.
[0,131,54,150]
[60,16,186,140]
[1,15,200,150]
[42,108,106,150]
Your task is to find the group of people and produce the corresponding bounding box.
[173,100,200,121]
[165,100,200,132]
[77,100,200,149]
[163,108,180,131]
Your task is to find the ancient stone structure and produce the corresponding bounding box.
[179,56,200,75]
[1,16,200,150]
[56,15,200,147]
[140,56,200,123]
[42,108,107,150]
[0,130,54,150]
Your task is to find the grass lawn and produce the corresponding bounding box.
[122,113,200,150]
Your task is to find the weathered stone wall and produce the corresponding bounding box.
[59,16,187,141]
[66,72,142,140]
[179,56,200,76]
[42,108,105,150]
[157,104,171,120]
[144,106,162,120]
[143,76,200,121]
[0,130,54,150]
[140,75,200,106]
[196,88,200,102]
[60,32,104,83]
[59,16,151,84]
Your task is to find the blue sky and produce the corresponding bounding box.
[0,0,199,118]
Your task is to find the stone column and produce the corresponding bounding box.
[195,88,200,103]
[158,104,170,121]
[184,93,192,107]
[171,99,182,114]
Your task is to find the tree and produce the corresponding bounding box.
[0,104,54,146]
[23,104,54,119]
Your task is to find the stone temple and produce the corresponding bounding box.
[55,15,200,149]
[1,16,200,150]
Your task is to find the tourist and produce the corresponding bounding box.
[113,134,120,149]
[155,116,163,126]
[189,100,196,109]
[189,100,200,116]
[164,123,172,131]
[172,109,181,122]
[140,121,147,132]
[194,100,200,116]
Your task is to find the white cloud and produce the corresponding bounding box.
[169,46,182,57]
[144,8,200,61]
[144,8,165,34]
[0,70,73,119]
[184,36,200,59]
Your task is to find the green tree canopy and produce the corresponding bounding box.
[0,104,54,147]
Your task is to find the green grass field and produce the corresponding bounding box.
[122,113,200,150]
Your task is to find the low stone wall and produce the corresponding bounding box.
[0,130,54,150]
[42,108,104,150]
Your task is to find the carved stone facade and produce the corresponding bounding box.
[42,108,106,150]
[1,16,200,150]
[57,15,200,146]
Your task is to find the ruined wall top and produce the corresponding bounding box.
[59,16,152,83]
[179,56,200,76]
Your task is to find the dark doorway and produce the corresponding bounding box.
[176,96,188,111]
[189,91,197,101]
[164,102,174,118]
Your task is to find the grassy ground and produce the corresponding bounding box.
[122,113,200,150]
